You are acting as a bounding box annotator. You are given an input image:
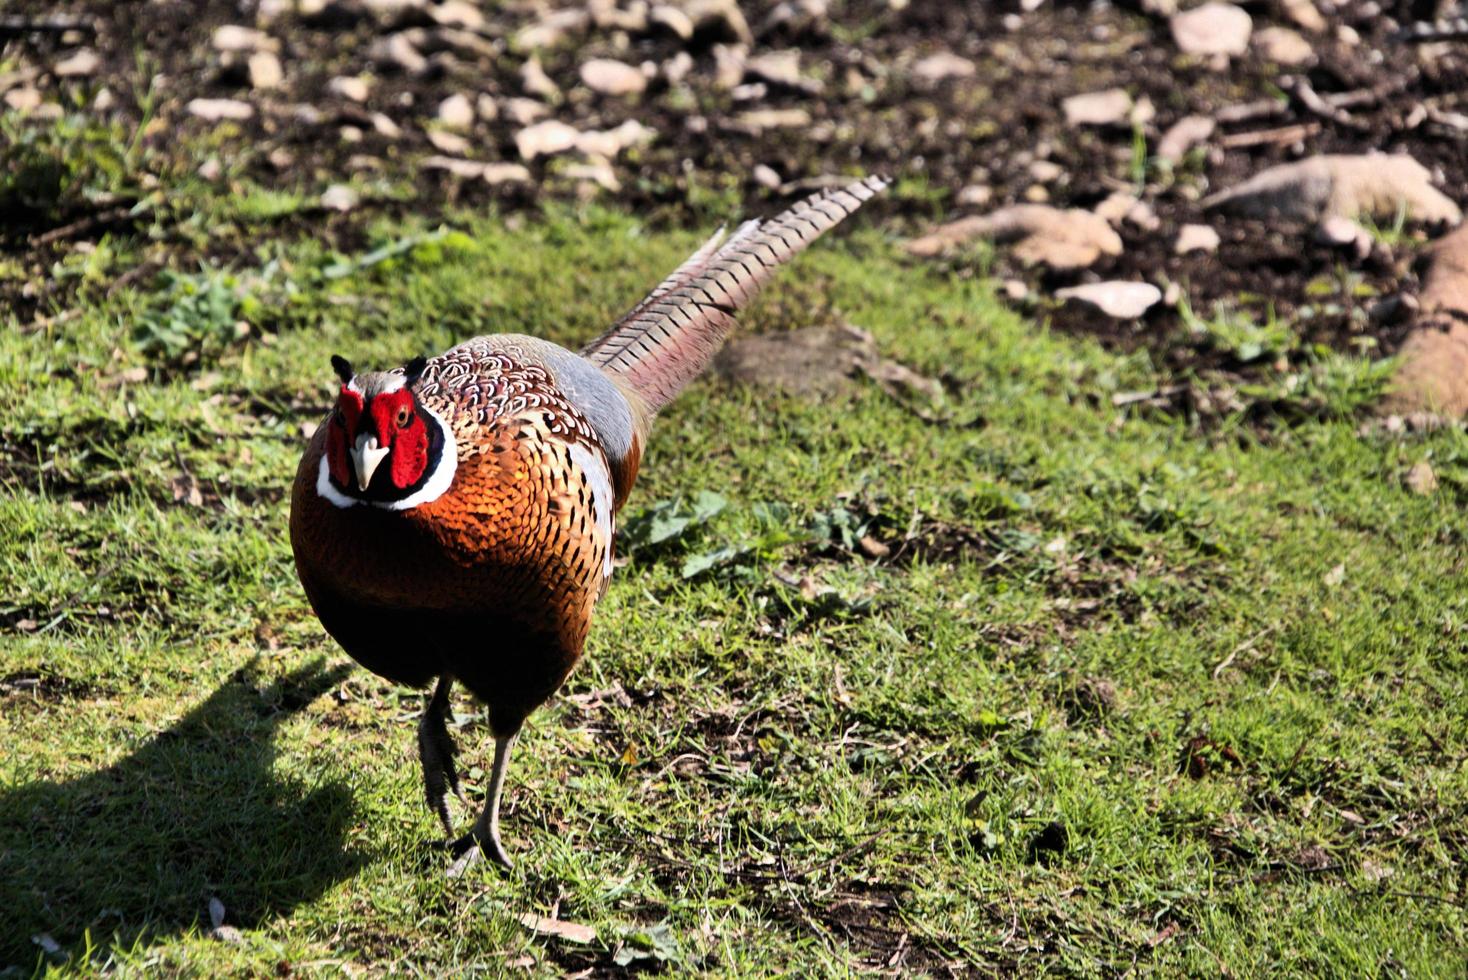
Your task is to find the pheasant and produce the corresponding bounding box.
[289,175,887,874]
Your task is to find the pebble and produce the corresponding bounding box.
[1156,115,1215,163]
[521,56,560,101]
[1175,223,1221,255]
[212,25,277,53]
[320,184,359,212]
[248,51,284,89]
[1254,26,1314,65]
[187,98,255,121]
[580,58,647,96]
[516,119,581,160]
[1056,281,1162,319]
[1062,88,1132,127]
[648,4,695,40]
[911,52,976,84]
[54,49,101,77]
[328,76,372,103]
[1170,2,1252,57]
[437,92,474,130]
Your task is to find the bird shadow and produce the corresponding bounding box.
[0,659,363,970]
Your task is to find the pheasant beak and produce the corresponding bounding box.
[351,433,390,491]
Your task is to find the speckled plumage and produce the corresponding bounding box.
[288,176,887,870]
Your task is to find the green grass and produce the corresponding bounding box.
[3,201,1466,976]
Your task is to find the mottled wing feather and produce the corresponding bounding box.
[580,175,888,413]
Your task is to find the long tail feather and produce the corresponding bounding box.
[581,175,889,414]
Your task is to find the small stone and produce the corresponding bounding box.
[1157,115,1215,164]
[427,129,470,154]
[1062,88,1132,127]
[437,92,474,129]
[1002,279,1028,301]
[579,58,647,96]
[1316,215,1372,259]
[957,184,992,208]
[320,184,358,212]
[429,0,485,31]
[370,112,402,138]
[712,43,747,89]
[514,8,589,49]
[503,97,549,126]
[373,32,427,74]
[575,119,654,158]
[685,0,752,44]
[565,158,621,193]
[516,119,580,160]
[1175,224,1221,254]
[911,51,975,84]
[187,98,255,121]
[328,76,371,102]
[1022,184,1050,203]
[648,4,695,40]
[423,155,490,178]
[1280,0,1325,31]
[94,87,115,111]
[746,49,812,90]
[54,49,101,77]
[1254,26,1314,65]
[198,157,223,181]
[521,56,560,101]
[1405,461,1437,495]
[725,107,811,135]
[1056,281,1162,319]
[753,164,782,189]
[213,25,277,53]
[248,51,284,89]
[1029,160,1064,183]
[1170,2,1252,57]
[663,51,694,85]
[482,162,532,185]
[4,88,41,111]
[1094,191,1138,225]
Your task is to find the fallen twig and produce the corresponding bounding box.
[1217,122,1320,149]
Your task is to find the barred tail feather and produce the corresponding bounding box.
[581,175,889,414]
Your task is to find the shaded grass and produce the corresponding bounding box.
[2,202,1466,976]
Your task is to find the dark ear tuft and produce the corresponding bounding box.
[330,354,354,385]
[403,355,429,388]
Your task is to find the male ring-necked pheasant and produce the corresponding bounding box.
[289,175,887,873]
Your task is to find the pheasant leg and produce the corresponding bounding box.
[446,732,517,876]
[417,675,467,837]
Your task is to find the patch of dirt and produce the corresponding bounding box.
[4,0,1464,407]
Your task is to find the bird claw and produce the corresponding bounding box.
[444,830,513,878]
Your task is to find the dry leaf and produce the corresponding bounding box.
[1204,154,1461,225]
[906,205,1122,270]
[519,913,597,944]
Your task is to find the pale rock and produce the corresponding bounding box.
[957,184,992,208]
[565,157,621,192]
[521,56,560,101]
[5,88,42,111]
[372,32,427,74]
[731,82,767,102]
[648,4,695,40]
[1170,3,1252,57]
[329,76,372,102]
[590,0,650,32]
[1254,26,1314,65]
[1204,154,1462,226]
[198,157,223,181]
[1405,461,1437,495]
[1157,114,1215,163]
[516,119,580,160]
[476,93,499,120]
[746,50,813,91]
[213,25,278,53]
[1022,184,1050,203]
[1175,223,1221,254]
[54,49,101,77]
[1062,88,1132,127]
[94,87,115,111]
[1280,0,1325,31]
[725,107,811,135]
[1094,191,1138,225]
[1029,160,1064,183]
[515,8,589,49]
[712,44,747,89]
[427,129,470,154]
[248,51,284,89]
[753,164,782,189]
[575,119,654,157]
[437,92,474,129]
[1002,279,1028,301]
[320,184,359,211]
[423,154,489,178]
[580,58,646,96]
[482,162,532,185]
[911,51,975,84]
[663,51,694,85]
[370,112,402,138]
[1056,281,1162,319]
[187,98,255,121]
[906,205,1123,270]
[686,0,752,43]
[429,0,485,31]
[1316,215,1371,259]
[503,97,549,125]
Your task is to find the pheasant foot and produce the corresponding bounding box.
[443,732,517,878]
[417,675,467,837]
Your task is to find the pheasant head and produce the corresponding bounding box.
[321,354,455,508]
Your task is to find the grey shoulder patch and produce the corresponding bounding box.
[492,335,637,463]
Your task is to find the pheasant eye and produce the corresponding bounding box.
[396,407,412,428]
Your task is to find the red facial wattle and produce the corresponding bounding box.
[326,386,365,487]
[369,389,430,489]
